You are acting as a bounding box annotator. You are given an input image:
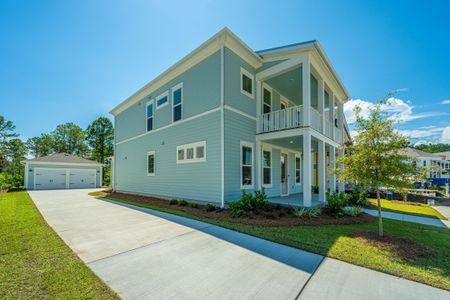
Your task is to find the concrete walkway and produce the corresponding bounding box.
[363,208,450,228]
[28,189,450,300]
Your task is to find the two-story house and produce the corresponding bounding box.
[110,28,350,208]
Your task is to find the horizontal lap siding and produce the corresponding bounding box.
[115,111,221,203]
[27,163,101,189]
[223,109,257,201]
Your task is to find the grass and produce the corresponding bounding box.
[368,198,448,220]
[0,192,119,300]
[92,192,450,291]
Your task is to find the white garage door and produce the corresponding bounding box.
[69,169,96,189]
[34,168,96,190]
[35,169,67,190]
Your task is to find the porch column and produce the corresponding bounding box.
[318,78,325,134]
[337,99,344,143]
[256,80,262,133]
[256,140,262,190]
[338,148,345,193]
[302,57,311,126]
[318,139,326,202]
[329,146,337,193]
[330,93,336,140]
[302,132,312,207]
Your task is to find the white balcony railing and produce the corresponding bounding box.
[259,105,302,133]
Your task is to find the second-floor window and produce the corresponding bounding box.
[240,67,254,99]
[156,91,169,109]
[172,83,183,122]
[146,100,154,131]
[263,87,272,113]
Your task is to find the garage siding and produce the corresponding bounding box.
[26,163,102,190]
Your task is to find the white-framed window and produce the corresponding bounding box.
[240,67,254,99]
[176,141,206,164]
[240,141,254,189]
[147,151,155,176]
[172,83,183,122]
[155,91,169,109]
[262,86,272,114]
[146,100,154,132]
[295,154,301,185]
[262,147,272,187]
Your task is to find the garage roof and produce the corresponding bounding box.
[23,153,101,165]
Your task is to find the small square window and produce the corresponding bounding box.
[147,152,155,175]
[196,146,204,159]
[178,149,185,161]
[156,91,169,109]
[187,148,194,159]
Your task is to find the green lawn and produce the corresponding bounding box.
[95,194,450,291]
[0,192,119,300]
[368,199,448,220]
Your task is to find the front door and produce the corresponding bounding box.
[281,153,288,195]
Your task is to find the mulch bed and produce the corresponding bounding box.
[95,191,374,227]
[352,231,436,259]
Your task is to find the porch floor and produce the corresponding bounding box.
[268,193,324,208]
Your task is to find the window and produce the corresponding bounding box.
[146,100,154,132]
[147,151,155,176]
[423,160,427,166]
[262,148,272,187]
[240,141,254,188]
[295,155,301,184]
[156,91,169,109]
[172,83,183,122]
[240,67,254,99]
[263,87,272,114]
[176,141,206,163]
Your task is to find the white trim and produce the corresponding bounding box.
[155,91,169,110]
[176,141,206,164]
[240,141,254,190]
[280,96,289,110]
[260,142,302,155]
[116,107,221,145]
[146,99,155,132]
[261,145,272,188]
[295,153,302,185]
[24,162,29,188]
[280,151,289,196]
[33,167,97,190]
[224,105,257,121]
[147,151,156,176]
[220,46,225,208]
[26,161,102,167]
[171,82,183,123]
[240,67,255,99]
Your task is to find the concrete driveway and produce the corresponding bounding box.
[29,189,450,300]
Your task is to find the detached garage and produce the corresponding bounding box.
[23,153,102,190]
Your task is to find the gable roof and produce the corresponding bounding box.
[400,147,443,159]
[23,153,101,165]
[434,151,450,161]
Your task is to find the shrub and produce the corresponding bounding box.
[228,190,269,217]
[179,199,188,206]
[169,199,178,205]
[344,206,363,217]
[0,173,11,192]
[327,192,348,218]
[189,202,199,208]
[292,207,322,218]
[349,188,369,206]
[204,203,216,212]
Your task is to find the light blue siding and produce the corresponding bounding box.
[115,110,222,203]
[116,50,222,142]
[224,47,257,117]
[26,163,101,190]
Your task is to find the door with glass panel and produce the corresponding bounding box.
[280,153,288,195]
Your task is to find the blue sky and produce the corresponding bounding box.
[1,0,449,144]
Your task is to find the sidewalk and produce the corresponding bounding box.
[362,208,450,228]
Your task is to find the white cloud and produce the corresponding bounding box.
[398,127,444,139]
[344,97,446,124]
[440,126,450,144]
[441,100,450,105]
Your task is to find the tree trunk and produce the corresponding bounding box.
[376,189,383,237]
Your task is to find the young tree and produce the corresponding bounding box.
[85,117,114,182]
[51,123,88,156]
[335,96,422,237]
[26,133,53,158]
[3,138,27,188]
[0,116,19,172]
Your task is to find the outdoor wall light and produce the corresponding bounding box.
[29,169,32,172]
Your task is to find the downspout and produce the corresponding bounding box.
[113,116,117,191]
[220,44,225,208]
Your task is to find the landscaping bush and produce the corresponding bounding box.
[0,173,11,192]
[292,207,322,218]
[349,188,369,206]
[189,202,199,208]
[327,192,348,218]
[204,203,217,212]
[169,199,178,205]
[228,190,269,217]
[344,206,363,217]
[179,199,188,206]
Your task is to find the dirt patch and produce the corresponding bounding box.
[352,231,436,259]
[94,191,374,227]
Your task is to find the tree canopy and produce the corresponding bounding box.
[26,134,53,158]
[51,122,88,156]
[85,117,114,164]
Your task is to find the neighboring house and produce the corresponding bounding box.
[435,151,450,178]
[22,153,102,190]
[110,28,350,207]
[400,147,447,178]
